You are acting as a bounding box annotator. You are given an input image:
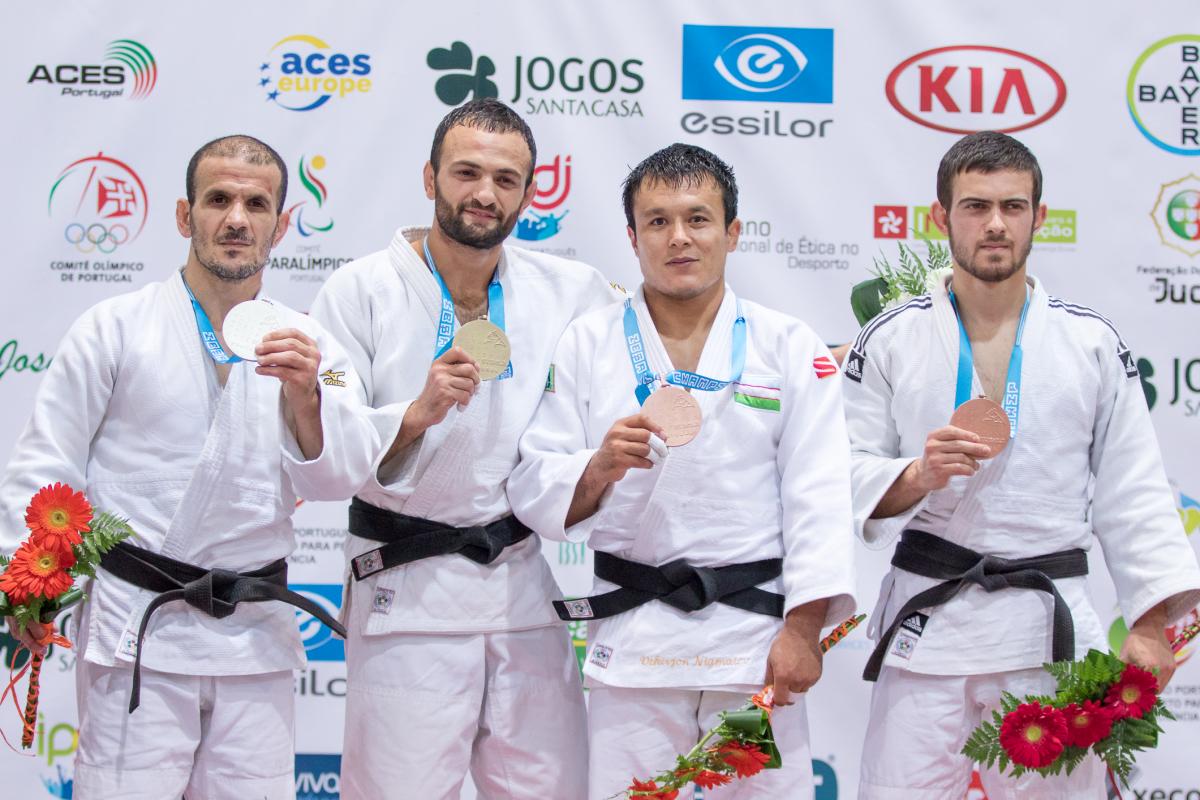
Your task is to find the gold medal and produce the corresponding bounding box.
[949,397,1011,459]
[641,385,702,447]
[454,319,511,381]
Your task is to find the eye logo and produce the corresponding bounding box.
[714,33,808,94]
[286,154,334,237]
[290,584,344,661]
[48,152,148,254]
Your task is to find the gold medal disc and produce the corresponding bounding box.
[454,319,511,381]
[641,385,703,447]
[949,397,1011,459]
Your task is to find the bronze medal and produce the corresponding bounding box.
[641,385,702,447]
[949,397,1011,458]
[454,319,511,381]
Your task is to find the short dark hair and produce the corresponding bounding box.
[936,131,1042,209]
[185,135,288,213]
[429,99,537,186]
[622,143,738,229]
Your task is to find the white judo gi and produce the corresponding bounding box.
[843,273,1200,799]
[309,226,618,800]
[0,270,396,800]
[508,285,857,800]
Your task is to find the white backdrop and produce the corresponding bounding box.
[1,2,1198,798]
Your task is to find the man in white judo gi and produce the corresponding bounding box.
[508,143,858,800]
[309,99,615,799]
[844,131,1200,798]
[0,134,396,800]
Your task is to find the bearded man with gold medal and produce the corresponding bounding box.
[509,144,858,800]
[844,132,1200,799]
[309,100,619,799]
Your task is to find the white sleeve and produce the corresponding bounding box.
[777,333,857,625]
[1090,338,1200,626]
[843,337,923,548]
[0,309,116,553]
[508,321,600,543]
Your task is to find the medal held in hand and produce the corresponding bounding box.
[222,300,283,362]
[949,397,1011,459]
[454,319,512,382]
[641,385,703,447]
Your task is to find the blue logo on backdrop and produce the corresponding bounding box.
[814,758,838,799]
[296,754,341,799]
[291,583,344,662]
[682,26,833,103]
[41,765,73,798]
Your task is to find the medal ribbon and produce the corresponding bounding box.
[181,273,243,364]
[622,297,746,405]
[948,287,1030,438]
[424,238,512,380]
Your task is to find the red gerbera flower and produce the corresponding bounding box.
[627,778,678,800]
[1104,664,1159,720]
[24,483,91,551]
[998,702,1067,768]
[693,769,733,789]
[1061,701,1114,748]
[0,539,76,604]
[716,741,771,778]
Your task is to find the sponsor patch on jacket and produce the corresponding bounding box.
[545,364,556,393]
[891,631,918,660]
[1119,348,1138,379]
[371,588,395,615]
[813,355,838,379]
[844,348,865,383]
[589,643,613,669]
[320,369,347,387]
[900,612,929,637]
[733,377,781,412]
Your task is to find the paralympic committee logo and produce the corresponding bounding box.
[1127,35,1200,156]
[48,152,147,255]
[258,34,373,111]
[287,154,335,237]
[290,583,344,661]
[515,154,571,241]
[1151,175,1200,257]
[28,39,157,100]
[681,25,833,103]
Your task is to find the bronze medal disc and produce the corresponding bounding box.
[641,385,702,447]
[949,397,1011,458]
[454,319,511,381]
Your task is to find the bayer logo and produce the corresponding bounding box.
[291,584,345,661]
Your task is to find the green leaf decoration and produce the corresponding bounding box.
[849,277,887,327]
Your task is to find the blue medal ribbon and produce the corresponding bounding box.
[424,238,512,380]
[622,296,746,405]
[948,287,1030,438]
[181,273,242,364]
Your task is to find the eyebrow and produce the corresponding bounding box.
[449,159,522,178]
[640,204,714,216]
[956,195,1030,205]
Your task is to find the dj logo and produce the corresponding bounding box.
[516,154,571,241]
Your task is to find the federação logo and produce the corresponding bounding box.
[48,152,148,255]
[515,155,571,241]
[28,39,156,100]
[259,35,372,111]
[1127,35,1200,156]
[681,25,833,103]
[1150,175,1200,257]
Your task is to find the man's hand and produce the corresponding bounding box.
[1120,603,1177,690]
[256,328,321,412]
[565,413,665,527]
[407,346,482,433]
[873,425,993,518]
[764,598,829,706]
[5,616,48,655]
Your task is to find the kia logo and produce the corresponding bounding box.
[886,45,1066,134]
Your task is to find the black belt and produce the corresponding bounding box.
[554,551,784,620]
[348,497,533,580]
[100,541,345,713]
[863,529,1088,681]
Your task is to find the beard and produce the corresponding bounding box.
[947,222,1034,284]
[434,186,519,250]
[190,221,270,282]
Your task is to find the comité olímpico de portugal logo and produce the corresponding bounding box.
[679,25,834,140]
[28,39,156,100]
[1151,174,1200,258]
[515,155,571,241]
[426,41,644,118]
[885,45,1066,134]
[1127,35,1200,156]
[259,35,372,111]
[873,203,1077,246]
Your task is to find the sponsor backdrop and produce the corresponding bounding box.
[2,2,1199,798]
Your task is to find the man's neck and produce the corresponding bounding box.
[181,259,261,326]
[423,224,500,301]
[950,265,1029,335]
[643,281,725,344]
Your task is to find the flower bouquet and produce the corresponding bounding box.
[961,631,1198,786]
[850,237,952,326]
[620,614,867,799]
[0,483,131,748]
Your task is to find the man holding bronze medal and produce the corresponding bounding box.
[844,132,1200,798]
[309,99,617,798]
[0,135,394,799]
[508,143,857,799]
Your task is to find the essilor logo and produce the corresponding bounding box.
[713,33,808,93]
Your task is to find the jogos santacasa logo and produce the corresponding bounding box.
[48,152,148,254]
[259,35,372,111]
[515,154,571,241]
[287,154,334,237]
[885,45,1066,134]
[872,204,1076,245]
[1127,35,1200,156]
[1151,174,1200,257]
[28,39,156,99]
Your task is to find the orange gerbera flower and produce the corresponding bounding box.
[627,778,678,800]
[716,741,771,778]
[0,539,75,604]
[751,686,775,713]
[693,769,733,790]
[24,483,91,551]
